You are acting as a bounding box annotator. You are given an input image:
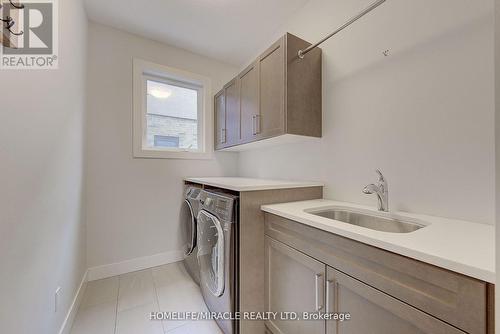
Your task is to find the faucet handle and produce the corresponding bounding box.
[375,169,385,182]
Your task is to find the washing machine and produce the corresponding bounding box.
[181,186,202,285]
[197,190,239,334]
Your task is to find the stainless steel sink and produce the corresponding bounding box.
[309,209,424,233]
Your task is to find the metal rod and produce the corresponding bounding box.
[298,0,387,59]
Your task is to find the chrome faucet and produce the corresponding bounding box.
[363,169,389,212]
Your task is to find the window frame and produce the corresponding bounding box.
[133,58,213,159]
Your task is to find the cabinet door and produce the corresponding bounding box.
[214,90,226,150]
[224,78,240,147]
[259,37,285,139]
[239,61,259,143]
[325,267,466,334]
[265,237,325,334]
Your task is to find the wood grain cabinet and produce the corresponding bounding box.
[258,39,285,140]
[265,236,325,334]
[264,214,494,334]
[326,268,466,334]
[214,33,322,151]
[214,90,226,150]
[224,78,240,147]
[214,79,241,149]
[239,61,260,143]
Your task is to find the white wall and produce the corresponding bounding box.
[239,0,495,225]
[86,23,238,269]
[0,1,88,333]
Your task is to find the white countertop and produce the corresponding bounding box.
[185,177,323,192]
[261,199,495,283]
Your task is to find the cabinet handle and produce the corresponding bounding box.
[315,273,323,311]
[326,280,333,314]
[252,116,256,135]
[255,114,261,134]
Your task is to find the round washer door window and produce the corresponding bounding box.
[197,210,225,297]
[181,199,196,256]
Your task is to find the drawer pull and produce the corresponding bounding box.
[326,279,334,314]
[315,273,323,311]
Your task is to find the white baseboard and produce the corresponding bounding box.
[56,251,184,333]
[58,270,88,334]
[87,250,184,281]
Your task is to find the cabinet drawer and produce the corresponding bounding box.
[265,213,488,334]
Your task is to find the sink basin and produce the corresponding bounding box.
[308,209,424,233]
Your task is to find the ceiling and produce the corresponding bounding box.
[84,0,309,66]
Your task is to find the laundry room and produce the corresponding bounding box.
[0,0,498,334]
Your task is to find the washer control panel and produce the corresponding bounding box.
[198,190,237,222]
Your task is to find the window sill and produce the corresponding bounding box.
[133,148,214,160]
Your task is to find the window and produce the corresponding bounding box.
[133,59,213,159]
[146,79,200,150]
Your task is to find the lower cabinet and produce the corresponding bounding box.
[325,267,466,334]
[265,236,467,334]
[265,236,325,334]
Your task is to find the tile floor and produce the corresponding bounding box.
[70,262,223,334]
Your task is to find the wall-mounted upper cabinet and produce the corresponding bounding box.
[214,90,226,150]
[239,61,260,143]
[214,33,322,151]
[224,78,241,147]
[215,78,241,150]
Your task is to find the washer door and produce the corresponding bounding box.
[181,199,196,256]
[197,210,225,297]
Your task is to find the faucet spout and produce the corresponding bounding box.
[363,171,389,212]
